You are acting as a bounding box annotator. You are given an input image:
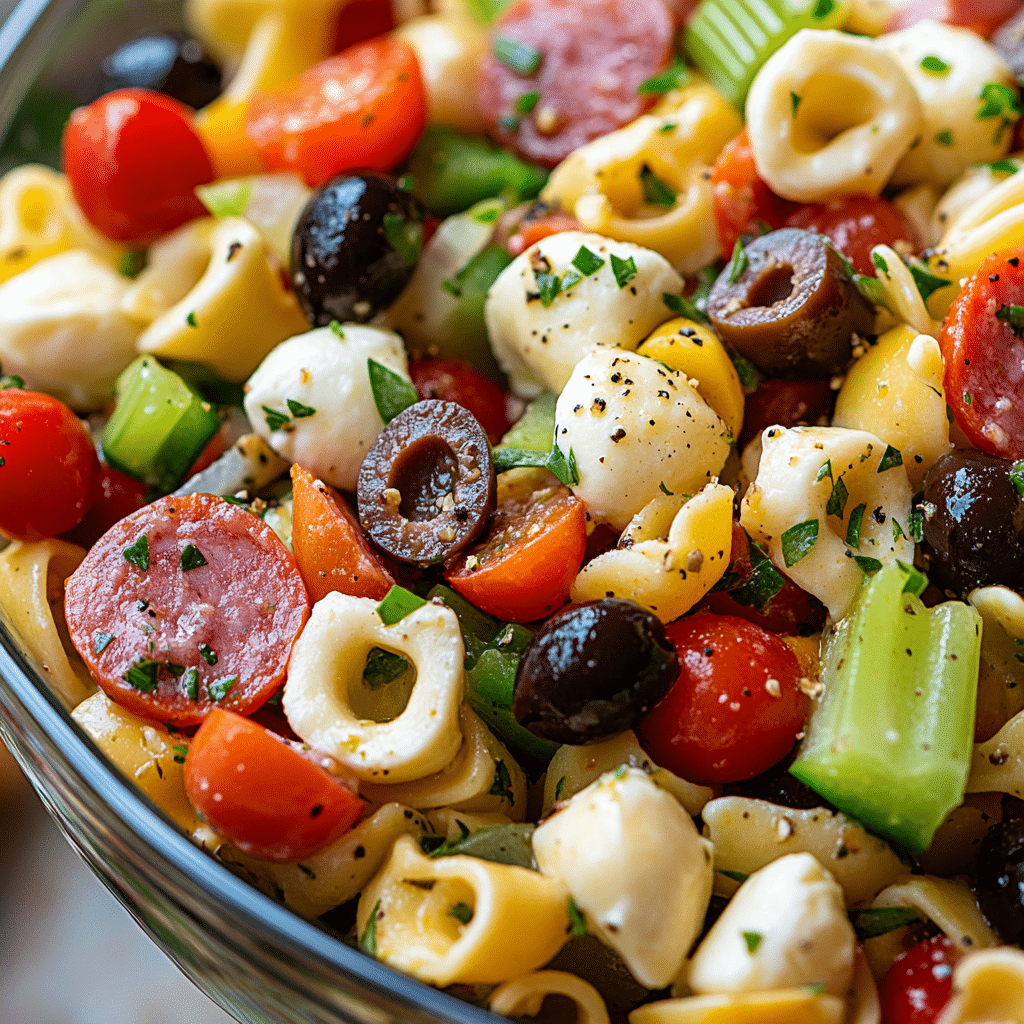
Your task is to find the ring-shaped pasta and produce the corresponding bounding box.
[356,834,570,987]
[284,592,465,783]
[745,30,922,203]
[968,586,1024,743]
[864,245,943,338]
[489,971,611,1024]
[935,947,1024,1024]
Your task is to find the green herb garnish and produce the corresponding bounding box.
[198,643,218,666]
[637,58,690,96]
[610,253,637,289]
[849,907,923,940]
[493,36,543,75]
[489,759,514,802]
[360,900,381,955]
[640,165,677,207]
[845,504,867,548]
[996,303,1024,338]
[448,902,474,925]
[919,55,951,76]
[208,675,237,701]
[93,631,116,655]
[367,358,419,424]
[826,477,849,519]
[123,535,149,572]
[180,544,208,571]
[742,930,763,953]
[515,91,540,114]
[382,212,423,267]
[568,898,587,936]
[782,519,819,567]
[376,585,427,626]
[878,445,903,472]
[726,239,748,284]
[124,658,161,692]
[286,398,316,419]
[262,405,290,432]
[572,245,605,277]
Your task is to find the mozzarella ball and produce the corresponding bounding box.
[533,768,713,989]
[244,323,410,490]
[555,347,731,530]
[0,249,139,410]
[688,852,856,998]
[881,21,1019,188]
[485,231,682,397]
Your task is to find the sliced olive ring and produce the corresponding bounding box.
[707,228,874,378]
[357,400,496,566]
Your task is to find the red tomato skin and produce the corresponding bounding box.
[637,612,810,784]
[784,195,922,276]
[880,935,960,1024]
[0,389,99,542]
[409,358,511,445]
[185,708,363,862]
[62,89,214,245]
[739,378,836,449]
[890,0,1022,37]
[939,247,1024,460]
[332,0,396,52]
[61,463,148,549]
[246,38,426,187]
[507,214,583,258]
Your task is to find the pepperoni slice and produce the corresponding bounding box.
[65,493,310,726]
[477,0,675,167]
[940,248,1024,460]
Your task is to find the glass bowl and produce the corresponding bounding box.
[0,3,501,1021]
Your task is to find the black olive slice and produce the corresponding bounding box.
[977,817,1024,944]
[102,32,222,109]
[357,400,495,566]
[707,228,874,377]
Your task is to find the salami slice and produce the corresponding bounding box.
[65,493,310,726]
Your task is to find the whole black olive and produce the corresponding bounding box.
[358,400,495,566]
[976,817,1024,944]
[920,449,1024,596]
[102,33,222,109]
[291,172,424,326]
[707,228,874,377]
[723,754,836,812]
[512,599,679,745]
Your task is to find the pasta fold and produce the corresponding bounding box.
[935,947,1024,1024]
[490,971,611,1024]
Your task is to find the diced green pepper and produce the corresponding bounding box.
[406,127,549,216]
[790,563,982,855]
[102,356,221,494]
[442,243,513,379]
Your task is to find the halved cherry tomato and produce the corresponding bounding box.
[409,358,512,445]
[245,37,426,188]
[637,611,810,784]
[0,387,99,542]
[184,707,363,862]
[879,934,960,1024]
[62,89,214,245]
[290,463,394,603]
[939,247,1024,460]
[890,0,1022,37]
[445,470,587,623]
[506,212,583,258]
[710,128,799,258]
[332,0,396,52]
[784,195,922,276]
[739,378,836,449]
[62,463,148,550]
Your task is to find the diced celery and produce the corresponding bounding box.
[406,127,549,216]
[498,392,557,454]
[685,0,850,106]
[790,563,982,855]
[102,356,221,494]
[464,0,515,22]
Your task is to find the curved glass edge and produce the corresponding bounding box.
[0,3,504,1021]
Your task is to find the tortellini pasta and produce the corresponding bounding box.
[490,971,611,1024]
[745,30,922,202]
[968,586,1024,744]
[542,84,742,274]
[935,947,1024,1024]
[485,231,682,397]
[630,988,847,1024]
[284,592,466,783]
[740,426,915,621]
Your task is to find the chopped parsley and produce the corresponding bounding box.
[878,445,903,472]
[186,311,198,328]
[535,268,562,307]
[963,390,973,406]
[262,405,290,432]
[363,647,410,690]
[906,258,951,304]
[572,245,605,277]
[208,675,237,701]
[515,91,540,114]
[493,36,543,76]
[984,159,1019,175]
[382,212,423,267]
[637,58,690,96]
[164,662,185,677]
[179,543,208,571]
[396,174,416,192]
[726,239,748,284]
[568,898,587,936]
[716,868,749,883]
[554,776,566,801]
[376,585,427,626]
[329,321,346,339]
[367,358,419,424]
[1010,460,1024,497]
[448,902,474,925]
[849,906,923,940]
[489,759,515,802]
[172,744,188,764]
[935,129,954,147]
[742,930,763,954]
[845,503,867,548]
[872,251,889,275]
[491,442,579,486]
[610,253,637,289]
[0,374,24,390]
[659,481,674,496]
[826,476,849,519]
[198,643,218,666]
[996,303,1024,338]
[182,666,199,701]
[662,291,710,325]
[123,535,149,572]
[897,560,928,596]
[781,519,819,567]
[729,349,761,392]
[976,81,1022,145]
[816,459,833,483]
[545,442,579,486]
[640,165,677,207]
[123,658,161,692]
[286,398,316,419]
[360,900,381,955]
[93,631,116,655]
[723,536,786,612]
[790,91,801,117]
[853,554,883,574]
[812,0,835,16]
[118,250,146,279]
[919,55,951,76]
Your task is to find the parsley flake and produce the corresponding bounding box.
[976,81,1022,145]
[812,0,835,15]
[662,291,710,324]
[367,358,419,423]
[493,36,543,75]
[489,759,514,802]
[919,55,951,76]
[93,631,116,655]
[285,398,316,419]
[878,445,903,472]
[262,405,290,431]
[906,258,952,303]
[853,554,883,574]
[637,58,690,96]
[360,900,381,955]
[1010,460,1024,497]
[782,519,819,567]
[826,476,849,518]
[208,675,237,701]
[849,907,923,940]
[872,251,889,275]
[790,91,801,117]
[198,643,218,666]
[845,504,867,548]
[182,667,199,701]
[716,868,750,883]
[329,321,345,339]
[180,543,208,571]
[724,536,786,612]
[985,159,1019,175]
[0,374,24,390]
[123,535,149,572]
[382,212,423,267]
[610,253,637,289]
[396,174,416,192]
[448,901,474,925]
[804,983,827,996]
[546,442,579,486]
[186,311,198,328]
[742,930,763,954]
[118,250,146,279]
[935,129,954,147]
[554,776,566,800]
[572,245,605,277]
[515,91,540,114]
[124,659,161,692]
[726,239,748,284]
[568,898,587,936]
[640,165,676,207]
[996,303,1024,337]
[659,481,674,495]
[909,509,925,543]
[816,459,833,483]
[535,269,562,307]
[172,744,188,764]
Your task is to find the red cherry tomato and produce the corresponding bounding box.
[332,0,396,52]
[939,247,1024,460]
[889,0,1022,37]
[409,358,512,444]
[61,463,148,549]
[637,612,810,784]
[710,128,799,258]
[506,212,583,258]
[739,378,836,449]
[880,935,960,1024]
[246,37,426,188]
[784,195,923,276]
[184,707,364,862]
[62,89,214,245]
[0,387,99,542]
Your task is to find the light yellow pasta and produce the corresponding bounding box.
[740,426,915,621]
[393,15,488,134]
[630,989,846,1024]
[219,803,429,919]
[967,712,1024,800]
[425,807,514,840]
[745,30,922,203]
[931,158,1022,242]
[542,84,742,273]
[862,875,999,980]
[131,217,309,382]
[863,246,943,338]
[541,730,715,818]
[968,586,1024,743]
[356,834,569,986]
[843,0,896,36]
[892,182,942,248]
[880,21,1018,188]
[935,947,1024,1024]
[701,796,906,907]
[833,323,951,490]
[0,164,118,284]
[489,971,611,1024]
[71,691,198,833]
[360,706,527,820]
[0,540,94,710]
[570,482,733,623]
[849,952,882,1024]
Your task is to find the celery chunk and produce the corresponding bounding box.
[685,0,850,106]
[790,563,982,855]
[102,356,221,494]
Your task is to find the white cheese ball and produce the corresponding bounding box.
[485,231,682,397]
[244,323,410,491]
[555,347,731,530]
[533,767,713,989]
[0,249,140,410]
[881,20,1018,188]
[687,852,856,998]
